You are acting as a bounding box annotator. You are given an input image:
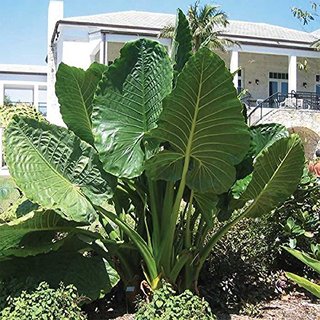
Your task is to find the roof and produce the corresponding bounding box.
[222,20,317,44]
[62,11,175,31]
[0,64,47,74]
[58,11,318,48]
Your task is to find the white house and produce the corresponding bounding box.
[2,0,320,174]
[46,0,320,119]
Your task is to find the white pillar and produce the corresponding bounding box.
[0,83,4,105]
[33,85,39,110]
[47,0,64,126]
[230,51,239,90]
[100,34,108,65]
[48,0,64,49]
[288,55,297,93]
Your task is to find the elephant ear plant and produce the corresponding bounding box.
[0,10,305,298]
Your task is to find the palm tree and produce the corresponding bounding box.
[160,1,236,52]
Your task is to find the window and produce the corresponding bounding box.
[237,69,243,93]
[4,87,33,104]
[269,72,288,80]
[316,75,320,95]
[38,87,47,117]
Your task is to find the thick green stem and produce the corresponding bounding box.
[96,205,158,284]
[185,190,194,249]
[194,207,251,285]
[159,68,203,272]
[148,178,160,253]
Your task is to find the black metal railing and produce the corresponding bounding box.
[247,91,320,125]
[247,92,281,125]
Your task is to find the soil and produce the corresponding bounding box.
[89,293,320,319]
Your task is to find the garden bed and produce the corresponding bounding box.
[110,295,320,320]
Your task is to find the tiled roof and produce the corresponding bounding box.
[222,20,317,44]
[62,11,175,30]
[61,11,318,45]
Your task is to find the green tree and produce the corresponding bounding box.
[161,1,235,52]
[292,2,320,49]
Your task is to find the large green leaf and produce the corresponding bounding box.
[56,62,107,145]
[0,249,119,300]
[249,123,289,157]
[286,272,320,298]
[147,47,250,193]
[171,9,193,73]
[242,135,305,218]
[194,192,218,227]
[284,247,320,274]
[4,117,116,223]
[235,123,289,180]
[0,209,91,259]
[92,39,173,178]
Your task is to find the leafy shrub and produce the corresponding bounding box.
[0,277,38,311]
[201,174,319,312]
[135,282,216,320]
[201,217,285,312]
[278,176,319,254]
[0,281,87,320]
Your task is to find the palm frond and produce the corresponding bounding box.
[159,24,175,39]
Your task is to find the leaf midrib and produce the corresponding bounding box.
[70,71,92,134]
[15,122,87,204]
[246,138,297,215]
[184,57,204,162]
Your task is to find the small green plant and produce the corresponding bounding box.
[280,174,319,252]
[284,247,320,298]
[0,281,87,320]
[136,282,216,320]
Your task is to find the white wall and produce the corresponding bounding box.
[62,41,94,69]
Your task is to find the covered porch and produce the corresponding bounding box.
[222,49,320,104]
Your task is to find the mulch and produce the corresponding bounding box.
[110,294,320,320]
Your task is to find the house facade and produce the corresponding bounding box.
[46,0,320,122]
[1,0,320,174]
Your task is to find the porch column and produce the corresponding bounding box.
[288,55,297,93]
[0,82,4,105]
[230,50,239,90]
[100,34,108,65]
[33,84,39,110]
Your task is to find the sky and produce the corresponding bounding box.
[0,0,317,65]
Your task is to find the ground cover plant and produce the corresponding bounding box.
[0,281,87,320]
[0,9,306,315]
[135,281,216,319]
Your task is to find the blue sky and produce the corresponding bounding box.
[0,0,316,65]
